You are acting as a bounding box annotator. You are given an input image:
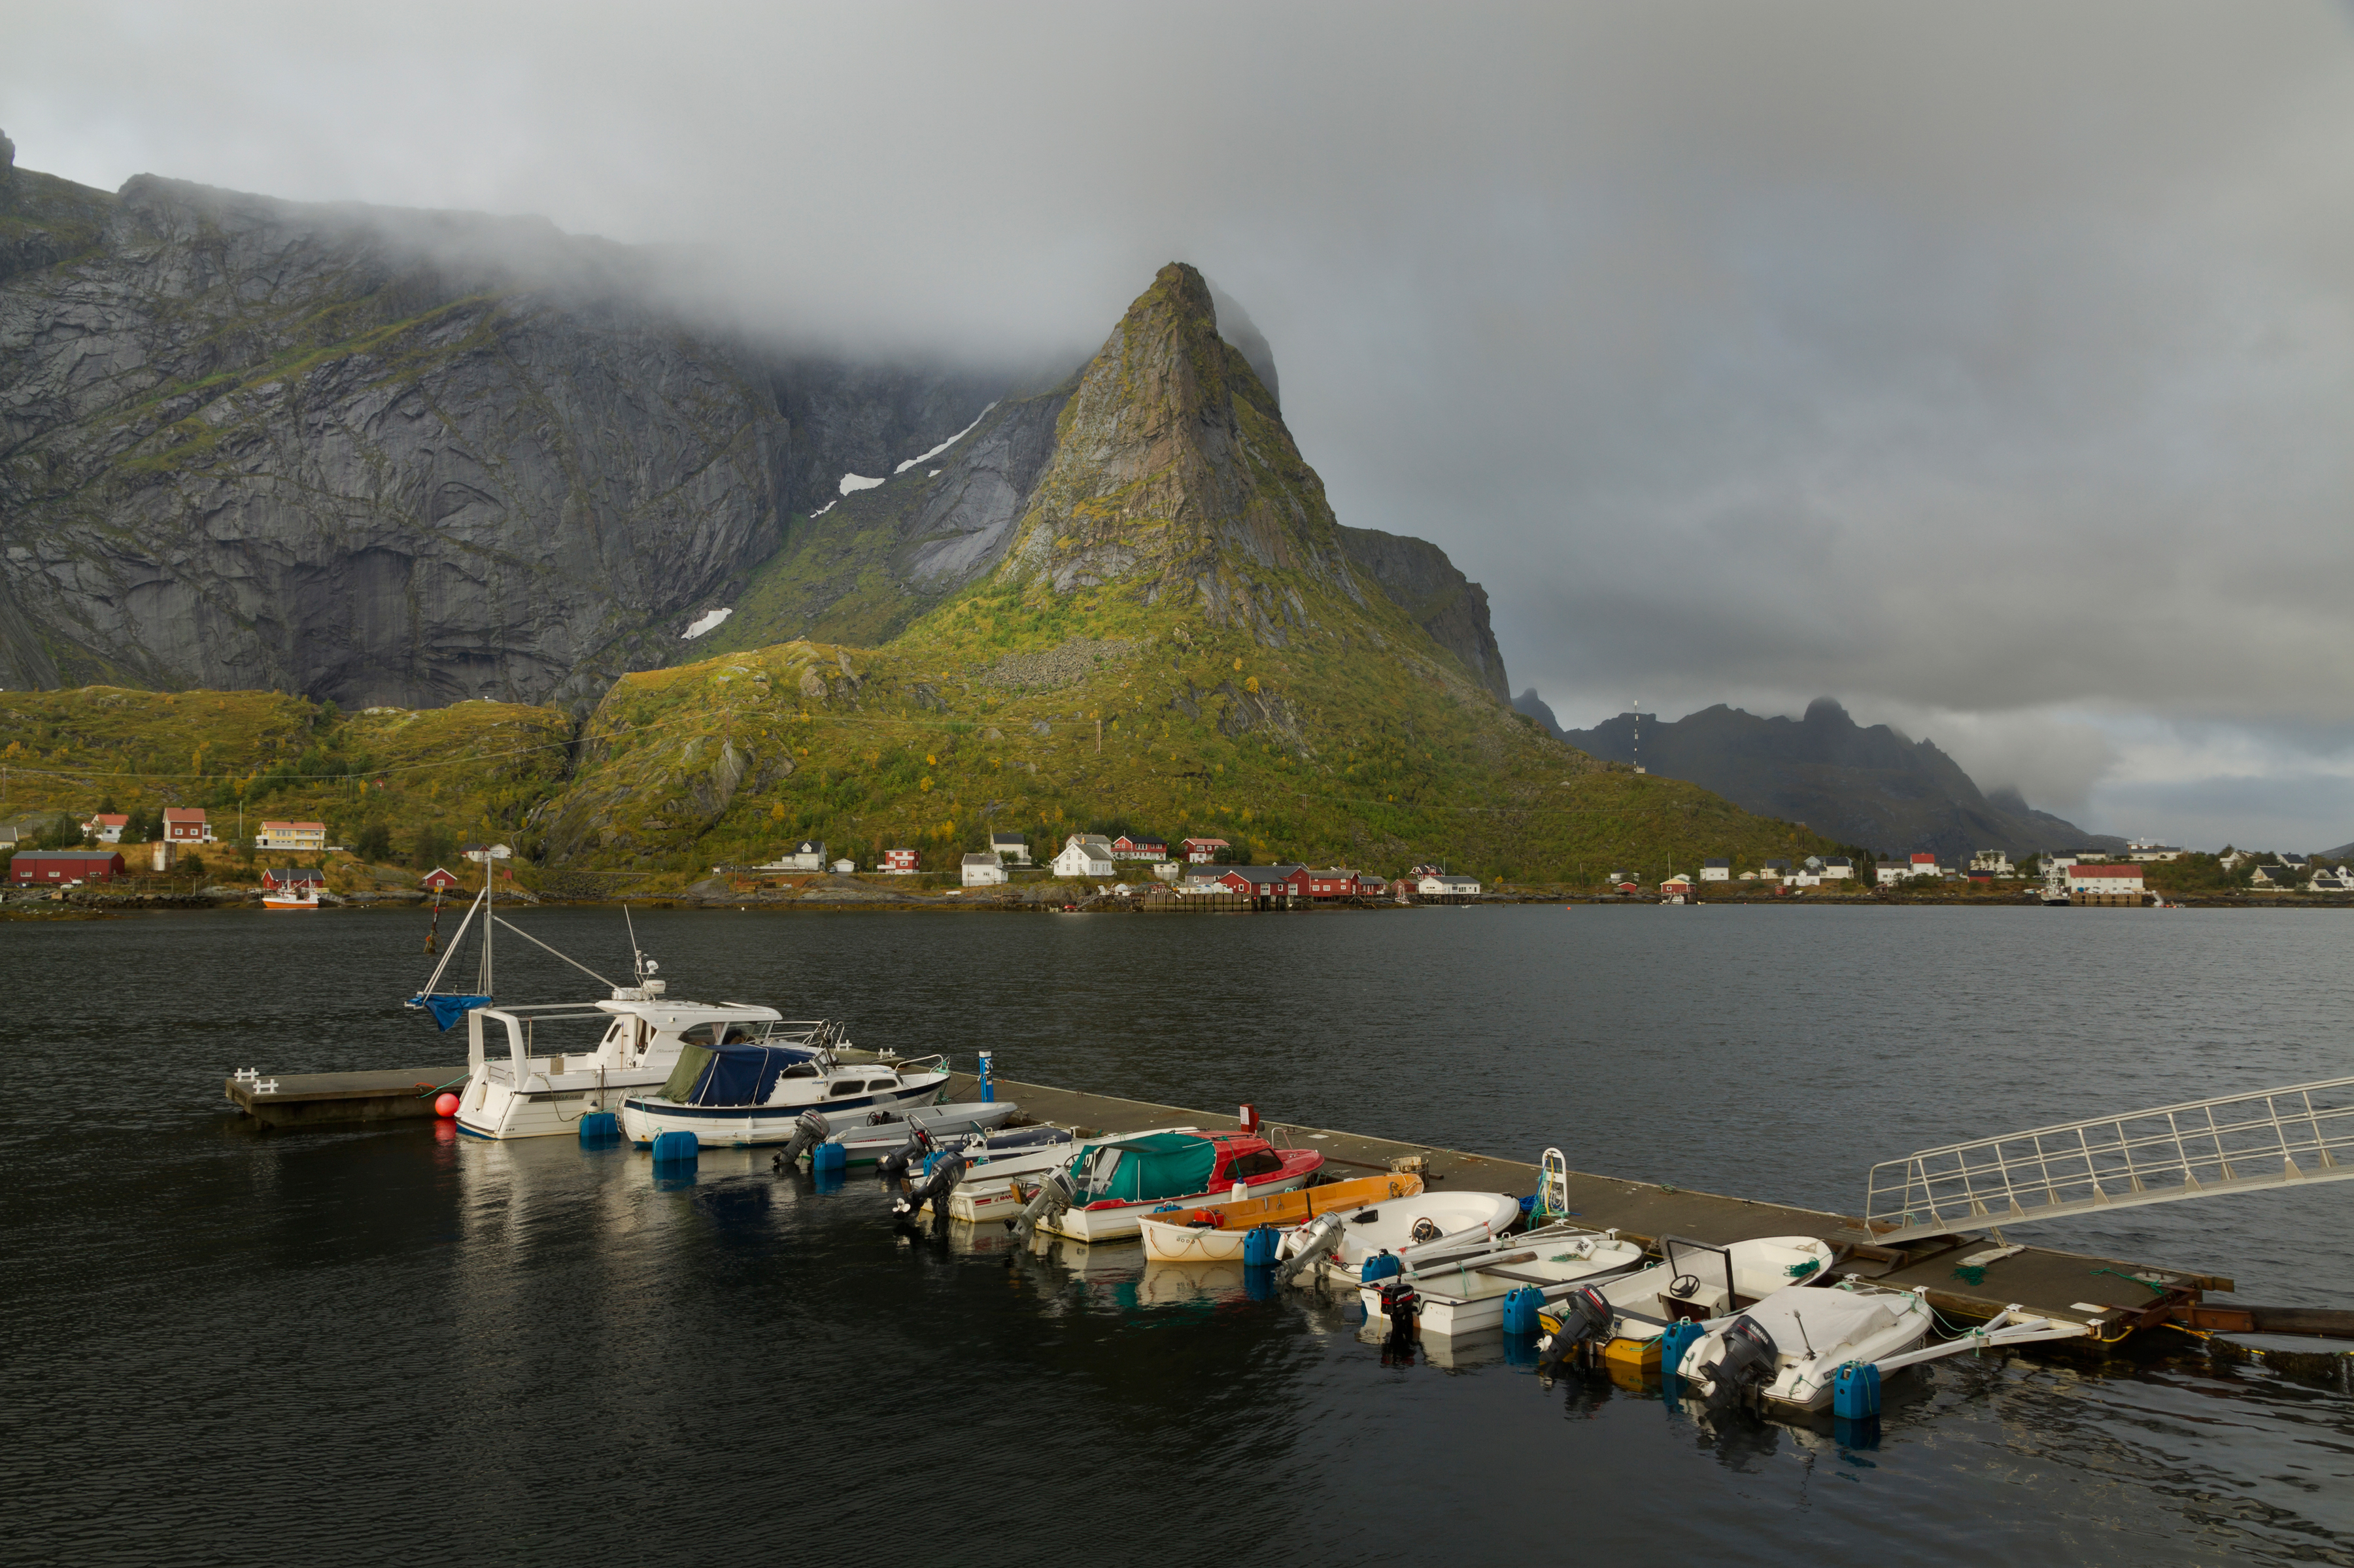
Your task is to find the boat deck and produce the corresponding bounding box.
[954,1072,2235,1338]
[225,1066,468,1130]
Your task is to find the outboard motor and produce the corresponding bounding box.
[1535,1285,1614,1382]
[770,1110,831,1172]
[1008,1170,1075,1244]
[1692,1315,1779,1406]
[877,1127,934,1189]
[1376,1280,1420,1363]
[892,1149,968,1224]
[1274,1212,1348,1286]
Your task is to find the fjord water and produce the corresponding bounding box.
[7,904,2350,1565]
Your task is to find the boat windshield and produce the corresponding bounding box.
[658,1042,823,1105]
[1068,1133,1218,1202]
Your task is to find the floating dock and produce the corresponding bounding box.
[224,1066,466,1130]
[222,1061,2342,1345]
[944,1072,2270,1342]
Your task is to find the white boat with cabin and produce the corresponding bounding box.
[617,1036,951,1148]
[455,987,820,1140]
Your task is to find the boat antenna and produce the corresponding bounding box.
[624,902,645,985]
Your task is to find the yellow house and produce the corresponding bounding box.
[256,820,327,851]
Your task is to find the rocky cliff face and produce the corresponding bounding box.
[0,143,1517,717]
[0,156,1004,710]
[691,265,1517,702]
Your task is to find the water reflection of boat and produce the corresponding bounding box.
[1136,1260,1252,1305]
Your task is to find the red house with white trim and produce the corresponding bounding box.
[883,848,919,873]
[1303,867,1361,898]
[1182,838,1230,864]
[420,866,462,892]
[163,807,211,842]
[1110,834,1167,860]
[1206,865,1310,900]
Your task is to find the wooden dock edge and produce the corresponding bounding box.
[955,1072,2243,1340]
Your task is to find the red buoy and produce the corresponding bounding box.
[434,1092,460,1117]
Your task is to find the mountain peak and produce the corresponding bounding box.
[1004,261,1306,593]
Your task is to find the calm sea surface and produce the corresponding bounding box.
[7,903,2351,1565]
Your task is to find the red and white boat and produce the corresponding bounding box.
[1037,1130,1324,1242]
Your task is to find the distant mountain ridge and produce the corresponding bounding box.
[1524,693,2123,861]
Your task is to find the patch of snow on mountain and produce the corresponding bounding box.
[895,403,997,473]
[682,607,734,639]
[810,500,836,518]
[839,472,885,496]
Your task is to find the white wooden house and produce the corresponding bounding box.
[1053,834,1116,878]
[990,832,1030,865]
[961,853,1008,887]
[1699,859,1731,881]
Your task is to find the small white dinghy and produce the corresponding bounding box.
[1673,1280,1933,1411]
[936,1125,1203,1223]
[804,1103,1032,1165]
[1283,1189,1526,1283]
[1356,1225,1648,1336]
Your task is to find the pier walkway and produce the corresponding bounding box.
[953,1072,2240,1340]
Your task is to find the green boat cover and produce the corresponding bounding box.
[1071,1132,1218,1202]
[658,1044,715,1102]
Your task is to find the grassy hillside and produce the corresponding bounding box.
[534,630,1837,884]
[0,688,570,872]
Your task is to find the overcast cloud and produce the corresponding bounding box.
[7,0,2351,848]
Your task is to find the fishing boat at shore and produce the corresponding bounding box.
[1031,1131,1325,1242]
[1134,1171,1427,1262]
[262,881,320,911]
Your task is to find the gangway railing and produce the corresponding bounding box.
[1863,1076,2354,1244]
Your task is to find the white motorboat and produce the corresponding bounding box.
[1357,1225,1648,1335]
[935,1124,1204,1223]
[456,989,840,1140]
[811,1108,1049,1167]
[1543,1234,1839,1371]
[619,1038,949,1148]
[1673,1280,1933,1411]
[1286,1189,1526,1282]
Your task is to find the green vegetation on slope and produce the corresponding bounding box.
[0,688,571,866]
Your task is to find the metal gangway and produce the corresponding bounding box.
[1863,1076,2354,1245]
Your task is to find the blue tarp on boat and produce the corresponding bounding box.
[658,1042,821,1105]
[412,993,493,1030]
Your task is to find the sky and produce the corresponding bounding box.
[7,0,2352,851]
